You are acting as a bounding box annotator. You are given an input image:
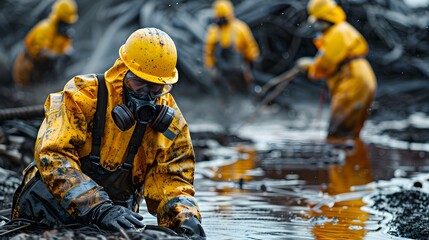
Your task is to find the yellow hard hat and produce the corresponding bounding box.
[52,0,78,24]
[307,0,345,24]
[119,28,178,85]
[214,0,234,21]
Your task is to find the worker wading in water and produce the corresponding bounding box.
[204,0,260,99]
[13,0,78,87]
[12,28,205,239]
[297,0,377,140]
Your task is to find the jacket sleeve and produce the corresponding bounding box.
[35,76,111,218]
[203,25,218,69]
[25,22,52,59]
[308,27,349,80]
[143,106,201,229]
[237,21,260,63]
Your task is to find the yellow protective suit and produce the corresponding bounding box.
[203,1,260,69]
[12,58,200,228]
[306,3,377,139]
[13,0,76,87]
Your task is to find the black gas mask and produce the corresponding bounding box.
[112,71,175,132]
[57,21,75,39]
[213,16,228,26]
[310,19,333,33]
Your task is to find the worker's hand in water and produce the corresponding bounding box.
[296,57,313,73]
[88,204,144,231]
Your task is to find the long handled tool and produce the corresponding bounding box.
[234,67,300,131]
[315,83,328,130]
[256,66,300,101]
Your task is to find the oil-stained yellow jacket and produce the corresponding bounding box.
[13,11,73,86]
[14,58,200,228]
[204,19,260,69]
[307,22,377,137]
[24,19,72,60]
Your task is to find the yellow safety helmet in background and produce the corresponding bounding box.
[52,0,78,24]
[213,0,235,22]
[119,28,178,85]
[307,0,346,24]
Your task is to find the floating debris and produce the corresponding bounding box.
[309,216,339,226]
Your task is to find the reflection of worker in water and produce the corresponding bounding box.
[212,145,256,191]
[12,28,205,238]
[203,0,260,96]
[13,0,78,87]
[297,0,377,140]
[311,139,373,239]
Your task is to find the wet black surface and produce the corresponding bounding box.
[0,223,189,240]
[0,169,20,210]
[188,115,429,239]
[1,115,429,239]
[370,190,429,239]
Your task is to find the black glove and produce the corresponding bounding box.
[176,216,206,239]
[86,204,144,231]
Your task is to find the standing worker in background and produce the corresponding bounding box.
[12,28,205,239]
[297,0,377,140]
[13,0,78,87]
[204,0,260,96]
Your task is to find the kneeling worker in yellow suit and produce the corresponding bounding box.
[12,28,205,239]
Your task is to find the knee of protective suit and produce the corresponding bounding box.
[12,174,77,226]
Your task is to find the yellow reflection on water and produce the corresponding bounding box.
[212,144,256,193]
[311,138,373,240]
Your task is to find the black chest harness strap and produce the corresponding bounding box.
[90,74,146,168]
[90,74,107,161]
[80,74,146,209]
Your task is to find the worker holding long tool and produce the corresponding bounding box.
[203,0,260,96]
[13,0,78,87]
[297,0,377,140]
[12,28,205,239]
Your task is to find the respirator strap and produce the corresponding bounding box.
[89,74,146,170]
[90,74,108,162]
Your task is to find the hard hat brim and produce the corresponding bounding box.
[119,46,179,85]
